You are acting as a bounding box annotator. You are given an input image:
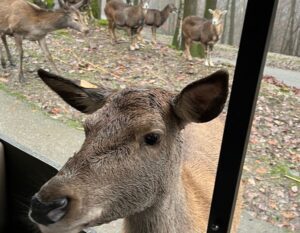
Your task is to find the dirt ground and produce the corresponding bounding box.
[0,26,299,232]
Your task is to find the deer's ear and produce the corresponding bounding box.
[37,69,111,114]
[173,69,229,124]
[208,9,214,14]
[222,10,228,15]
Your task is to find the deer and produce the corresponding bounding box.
[137,3,177,45]
[28,68,242,233]
[104,0,150,51]
[0,0,89,83]
[182,9,227,66]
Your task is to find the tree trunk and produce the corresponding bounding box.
[296,29,300,56]
[221,0,230,44]
[172,0,184,49]
[281,0,296,55]
[228,0,235,45]
[172,0,204,58]
[204,0,217,19]
[189,0,204,58]
[97,0,102,19]
[287,0,296,54]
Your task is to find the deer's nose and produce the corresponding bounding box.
[30,194,68,225]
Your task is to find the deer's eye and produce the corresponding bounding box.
[144,133,161,146]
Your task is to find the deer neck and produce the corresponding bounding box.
[159,6,171,25]
[123,167,195,233]
[212,23,223,37]
[36,10,68,34]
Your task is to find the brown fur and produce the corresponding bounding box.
[104,0,149,50]
[137,3,177,44]
[182,9,227,65]
[29,69,242,233]
[0,0,89,82]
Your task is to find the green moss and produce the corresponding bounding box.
[168,44,177,50]
[0,83,83,130]
[190,43,204,58]
[0,84,27,101]
[95,19,109,26]
[271,163,289,176]
[90,0,99,19]
[65,119,84,130]
[53,30,72,38]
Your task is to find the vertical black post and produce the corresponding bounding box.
[207,1,279,233]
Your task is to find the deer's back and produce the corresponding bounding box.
[181,118,241,232]
[0,0,39,33]
[105,0,129,20]
[183,16,214,44]
[0,0,14,31]
[145,9,161,26]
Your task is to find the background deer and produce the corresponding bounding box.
[0,0,89,82]
[137,3,177,45]
[29,68,242,233]
[105,0,150,50]
[182,9,227,66]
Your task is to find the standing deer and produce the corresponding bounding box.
[137,3,177,45]
[29,68,242,233]
[182,9,227,66]
[105,0,150,50]
[0,0,89,82]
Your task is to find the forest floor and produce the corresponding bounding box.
[0,26,299,232]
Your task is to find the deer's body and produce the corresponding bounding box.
[182,9,226,66]
[0,0,88,82]
[137,4,177,44]
[104,0,149,50]
[29,69,241,233]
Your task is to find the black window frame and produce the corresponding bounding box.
[207,0,279,232]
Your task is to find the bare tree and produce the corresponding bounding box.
[281,0,299,55]
[204,0,217,19]
[228,0,235,45]
[172,0,184,49]
[220,0,230,43]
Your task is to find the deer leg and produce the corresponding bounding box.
[134,28,140,50]
[204,45,209,66]
[14,36,25,83]
[129,28,138,51]
[151,27,157,45]
[208,45,215,66]
[184,39,192,61]
[108,21,117,44]
[1,34,15,67]
[137,27,144,44]
[111,23,118,43]
[0,45,5,68]
[38,38,59,73]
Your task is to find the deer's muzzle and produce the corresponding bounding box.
[29,194,69,225]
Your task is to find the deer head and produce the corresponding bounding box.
[167,3,177,14]
[209,9,227,25]
[58,0,89,34]
[29,69,228,233]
